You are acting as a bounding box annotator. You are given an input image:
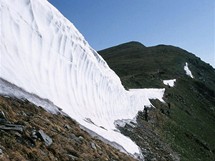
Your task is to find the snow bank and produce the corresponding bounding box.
[0,0,165,157]
[184,62,194,78]
[0,78,61,114]
[163,79,176,87]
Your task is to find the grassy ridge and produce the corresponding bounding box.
[99,42,215,161]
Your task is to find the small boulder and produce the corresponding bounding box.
[0,111,7,124]
[0,124,23,132]
[0,111,6,119]
[67,154,78,160]
[69,133,76,139]
[70,134,85,144]
[36,130,52,146]
[90,142,97,150]
[78,136,84,142]
[64,124,71,130]
[13,131,22,137]
[31,129,38,139]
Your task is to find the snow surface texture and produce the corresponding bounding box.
[0,0,165,157]
[163,79,176,87]
[0,78,61,114]
[184,62,194,78]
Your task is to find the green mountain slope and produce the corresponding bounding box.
[99,42,215,161]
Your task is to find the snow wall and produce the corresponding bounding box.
[0,0,165,157]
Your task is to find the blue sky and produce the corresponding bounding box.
[49,0,215,67]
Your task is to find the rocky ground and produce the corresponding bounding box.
[118,103,180,161]
[0,95,136,161]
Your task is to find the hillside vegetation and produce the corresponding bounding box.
[0,96,136,161]
[99,41,215,161]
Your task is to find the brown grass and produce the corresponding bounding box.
[0,96,136,161]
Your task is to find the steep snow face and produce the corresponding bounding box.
[184,62,194,78]
[163,79,176,87]
[0,0,165,156]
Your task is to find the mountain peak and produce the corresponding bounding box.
[99,41,145,55]
[121,41,146,47]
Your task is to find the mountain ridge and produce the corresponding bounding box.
[99,41,215,88]
[99,41,215,161]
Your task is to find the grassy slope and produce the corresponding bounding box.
[0,96,136,161]
[99,41,215,161]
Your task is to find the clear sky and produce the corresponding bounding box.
[49,0,215,67]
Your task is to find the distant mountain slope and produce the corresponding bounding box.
[99,42,215,161]
[99,41,215,89]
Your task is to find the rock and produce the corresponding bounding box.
[0,149,2,155]
[78,136,84,142]
[0,145,5,151]
[13,132,22,137]
[0,124,23,132]
[70,134,84,144]
[36,130,52,146]
[90,142,97,150]
[69,133,76,139]
[0,111,7,124]
[67,154,78,160]
[0,111,6,119]
[64,124,71,129]
[96,144,101,150]
[31,129,38,139]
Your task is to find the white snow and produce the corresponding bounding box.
[129,88,165,105]
[184,62,194,78]
[163,79,176,87]
[0,78,61,114]
[0,0,165,157]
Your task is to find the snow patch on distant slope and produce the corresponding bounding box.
[184,62,194,78]
[0,0,165,158]
[163,79,176,87]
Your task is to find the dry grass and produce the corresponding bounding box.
[0,96,136,161]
